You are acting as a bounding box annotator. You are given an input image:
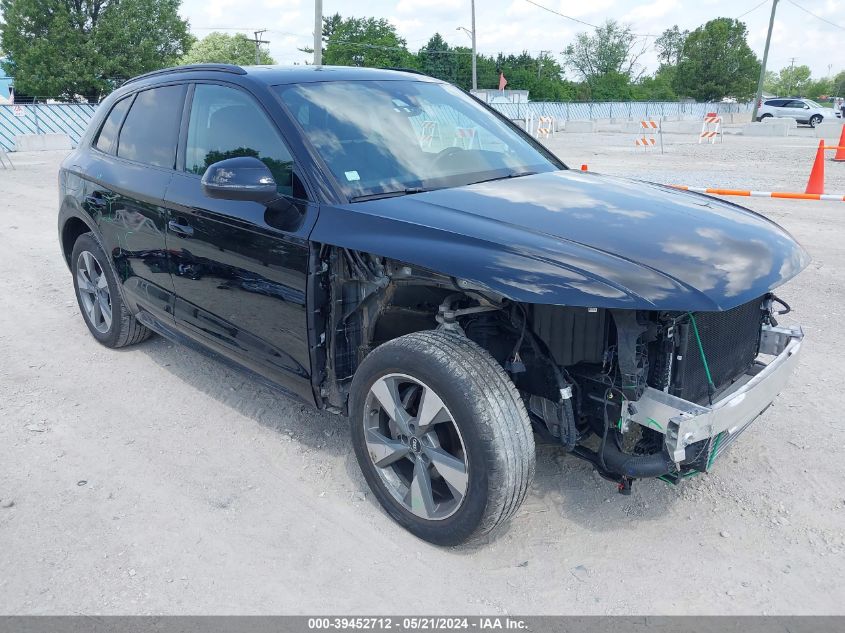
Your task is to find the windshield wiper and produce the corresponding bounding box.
[349,187,426,203]
[470,171,538,186]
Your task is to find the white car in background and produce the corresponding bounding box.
[757,98,827,127]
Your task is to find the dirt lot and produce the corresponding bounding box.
[1,127,844,615]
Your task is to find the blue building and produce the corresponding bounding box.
[0,58,13,103]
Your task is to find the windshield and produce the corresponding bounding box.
[275,80,561,200]
[805,100,823,108]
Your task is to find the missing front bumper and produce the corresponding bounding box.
[627,324,804,467]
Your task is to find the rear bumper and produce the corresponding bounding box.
[628,324,804,464]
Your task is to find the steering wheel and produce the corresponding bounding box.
[433,145,466,167]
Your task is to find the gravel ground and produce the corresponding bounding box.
[1,126,844,615]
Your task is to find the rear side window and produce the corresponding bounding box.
[117,85,186,168]
[94,96,131,154]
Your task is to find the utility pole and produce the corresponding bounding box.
[313,0,322,66]
[751,0,778,121]
[253,30,269,64]
[470,0,477,91]
[538,50,550,78]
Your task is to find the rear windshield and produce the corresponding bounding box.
[275,80,560,199]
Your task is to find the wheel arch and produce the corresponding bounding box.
[60,215,94,268]
[312,244,505,413]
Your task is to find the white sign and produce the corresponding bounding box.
[12,105,25,117]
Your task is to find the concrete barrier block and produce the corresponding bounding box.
[14,133,72,152]
[662,120,703,134]
[742,121,791,137]
[564,120,596,133]
[762,116,798,128]
[722,112,753,124]
[814,121,844,138]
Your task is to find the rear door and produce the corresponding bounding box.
[163,82,318,402]
[80,84,186,322]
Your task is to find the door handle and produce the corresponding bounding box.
[168,219,194,238]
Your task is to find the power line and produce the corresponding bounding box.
[786,0,845,31]
[523,0,656,37]
[736,0,771,19]
[522,0,598,29]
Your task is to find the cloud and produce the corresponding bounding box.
[179,0,844,77]
[623,0,679,23]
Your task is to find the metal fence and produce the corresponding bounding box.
[0,103,97,152]
[0,100,754,152]
[488,101,754,122]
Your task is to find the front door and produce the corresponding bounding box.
[163,82,317,402]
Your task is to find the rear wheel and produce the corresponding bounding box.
[71,233,152,348]
[810,115,823,128]
[758,113,772,121]
[350,330,535,546]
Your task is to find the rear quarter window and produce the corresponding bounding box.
[117,84,186,169]
[94,96,132,154]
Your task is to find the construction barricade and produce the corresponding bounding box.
[535,116,555,139]
[634,119,663,153]
[699,112,722,144]
[453,127,481,149]
[419,120,440,149]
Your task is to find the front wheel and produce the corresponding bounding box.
[810,115,823,128]
[349,330,535,546]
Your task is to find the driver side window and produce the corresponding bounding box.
[185,84,295,196]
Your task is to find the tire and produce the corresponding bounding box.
[71,232,152,348]
[758,113,772,121]
[810,115,822,128]
[349,329,535,546]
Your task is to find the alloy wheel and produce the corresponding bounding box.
[76,250,113,333]
[363,373,469,520]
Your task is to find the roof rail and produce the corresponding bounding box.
[380,67,435,78]
[122,64,247,86]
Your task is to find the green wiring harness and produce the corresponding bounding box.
[657,313,720,486]
[687,312,716,403]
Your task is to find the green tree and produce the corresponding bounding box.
[494,51,574,100]
[654,25,688,66]
[563,20,644,96]
[834,70,845,96]
[804,77,833,100]
[633,64,678,101]
[182,32,274,66]
[764,64,812,96]
[322,16,414,68]
[417,33,458,83]
[0,0,191,101]
[674,18,760,101]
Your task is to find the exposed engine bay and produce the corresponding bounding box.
[311,246,803,493]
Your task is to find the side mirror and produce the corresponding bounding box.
[201,156,277,203]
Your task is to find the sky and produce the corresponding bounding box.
[178,0,845,80]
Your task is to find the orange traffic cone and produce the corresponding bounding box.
[806,139,826,194]
[833,124,845,162]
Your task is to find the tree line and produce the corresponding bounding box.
[1,1,843,104]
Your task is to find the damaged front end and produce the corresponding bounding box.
[310,244,803,494]
[451,291,803,492]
